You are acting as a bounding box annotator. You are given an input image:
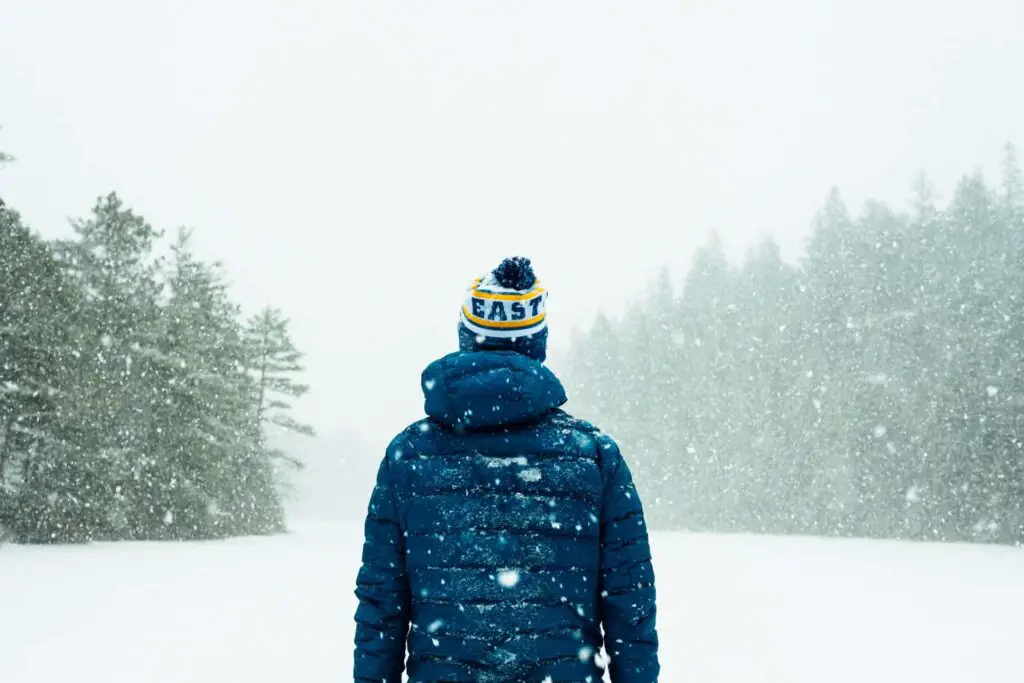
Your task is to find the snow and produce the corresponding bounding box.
[2,520,1023,682]
[485,455,529,468]
[517,467,542,482]
[496,568,520,587]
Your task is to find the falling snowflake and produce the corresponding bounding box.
[497,569,520,588]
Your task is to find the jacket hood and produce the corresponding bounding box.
[421,351,567,430]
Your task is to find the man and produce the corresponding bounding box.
[353,257,659,682]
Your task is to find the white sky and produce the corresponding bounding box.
[2,0,1022,449]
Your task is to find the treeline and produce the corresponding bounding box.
[0,192,313,543]
[564,145,1024,545]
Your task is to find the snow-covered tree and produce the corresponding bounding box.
[1,192,314,543]
[0,203,102,542]
[139,228,282,538]
[246,307,315,462]
[564,146,1024,546]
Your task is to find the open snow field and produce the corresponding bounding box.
[2,520,1023,682]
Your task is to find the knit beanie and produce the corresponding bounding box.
[458,256,549,362]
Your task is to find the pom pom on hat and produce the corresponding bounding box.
[491,256,537,291]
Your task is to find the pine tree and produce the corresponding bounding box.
[675,232,740,531]
[47,193,167,540]
[799,188,867,534]
[620,269,682,527]
[2,187,316,543]
[566,312,624,429]
[138,228,274,538]
[247,308,314,441]
[996,145,1024,543]
[896,171,956,539]
[733,237,803,533]
[0,203,98,542]
[932,173,1007,540]
[245,307,315,516]
[562,145,1024,546]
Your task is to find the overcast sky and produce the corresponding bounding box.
[2,0,1022,450]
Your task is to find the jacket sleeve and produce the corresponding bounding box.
[598,436,660,683]
[353,448,410,683]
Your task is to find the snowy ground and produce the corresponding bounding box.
[2,520,1022,682]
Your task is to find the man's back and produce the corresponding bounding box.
[353,257,658,682]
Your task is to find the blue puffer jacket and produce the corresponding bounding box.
[353,351,659,682]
